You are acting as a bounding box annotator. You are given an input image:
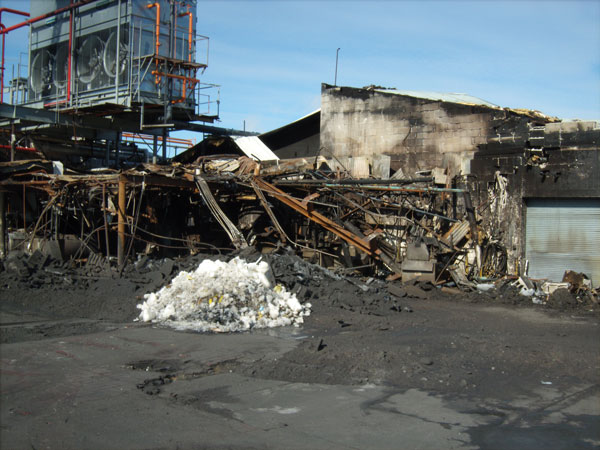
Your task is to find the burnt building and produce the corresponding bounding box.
[302,84,599,284]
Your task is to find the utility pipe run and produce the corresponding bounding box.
[1,0,95,103]
[171,10,194,104]
[0,0,94,35]
[146,3,161,84]
[0,144,36,152]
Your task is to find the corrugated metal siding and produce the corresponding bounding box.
[526,199,600,286]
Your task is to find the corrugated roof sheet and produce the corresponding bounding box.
[375,89,499,108]
[234,136,279,162]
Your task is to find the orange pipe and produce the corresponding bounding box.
[173,10,194,104]
[151,69,198,104]
[179,11,193,62]
[151,71,198,82]
[146,2,161,84]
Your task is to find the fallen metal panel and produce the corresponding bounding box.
[442,220,470,247]
[234,137,279,162]
[525,198,600,285]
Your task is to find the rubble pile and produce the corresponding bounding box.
[137,257,311,332]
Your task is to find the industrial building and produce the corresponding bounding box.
[267,85,600,285]
[0,1,598,289]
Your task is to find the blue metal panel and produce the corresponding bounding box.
[525,198,600,286]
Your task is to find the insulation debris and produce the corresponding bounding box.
[137,257,311,332]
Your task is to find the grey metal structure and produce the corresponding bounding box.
[0,0,255,168]
[26,0,215,121]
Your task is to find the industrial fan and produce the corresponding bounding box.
[76,35,104,85]
[53,43,69,92]
[30,49,54,95]
[103,30,128,79]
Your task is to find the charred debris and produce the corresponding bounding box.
[1,154,508,289]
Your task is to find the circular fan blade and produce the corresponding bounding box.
[54,44,69,89]
[76,35,104,84]
[103,30,128,78]
[30,50,54,94]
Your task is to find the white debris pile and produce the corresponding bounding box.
[136,257,311,332]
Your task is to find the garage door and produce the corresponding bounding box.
[525,198,600,286]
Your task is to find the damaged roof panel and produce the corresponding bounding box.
[377,90,500,108]
[234,136,279,162]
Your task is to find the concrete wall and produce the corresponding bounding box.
[471,120,600,274]
[320,84,514,176]
[319,84,599,274]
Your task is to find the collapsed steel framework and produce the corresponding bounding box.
[0,155,508,285]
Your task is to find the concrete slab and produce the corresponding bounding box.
[2,324,598,449]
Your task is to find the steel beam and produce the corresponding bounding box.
[172,121,259,137]
[0,103,161,136]
[253,177,402,272]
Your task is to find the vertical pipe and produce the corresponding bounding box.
[127,8,133,106]
[137,20,141,102]
[22,184,26,230]
[114,0,121,102]
[67,1,73,105]
[187,12,192,62]
[115,132,121,168]
[10,63,14,103]
[105,140,110,167]
[1,28,5,104]
[167,0,175,107]
[102,183,110,258]
[10,121,15,161]
[0,191,5,258]
[117,176,126,266]
[169,1,175,60]
[146,3,161,85]
[153,134,158,164]
[162,128,167,160]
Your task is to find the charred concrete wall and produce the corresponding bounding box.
[320,84,545,177]
[472,120,600,274]
[320,83,598,276]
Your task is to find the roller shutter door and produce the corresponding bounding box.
[525,199,600,286]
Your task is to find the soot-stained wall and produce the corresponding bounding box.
[471,120,600,274]
[319,84,547,177]
[319,83,599,275]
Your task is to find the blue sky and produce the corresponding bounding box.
[2,0,600,135]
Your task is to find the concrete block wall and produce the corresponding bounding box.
[320,84,503,176]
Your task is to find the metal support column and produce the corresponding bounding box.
[10,121,16,161]
[0,191,6,258]
[162,128,167,160]
[115,132,121,168]
[153,134,158,164]
[105,140,111,167]
[117,176,126,266]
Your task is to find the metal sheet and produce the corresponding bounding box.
[234,136,279,162]
[525,198,600,286]
[377,90,499,108]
